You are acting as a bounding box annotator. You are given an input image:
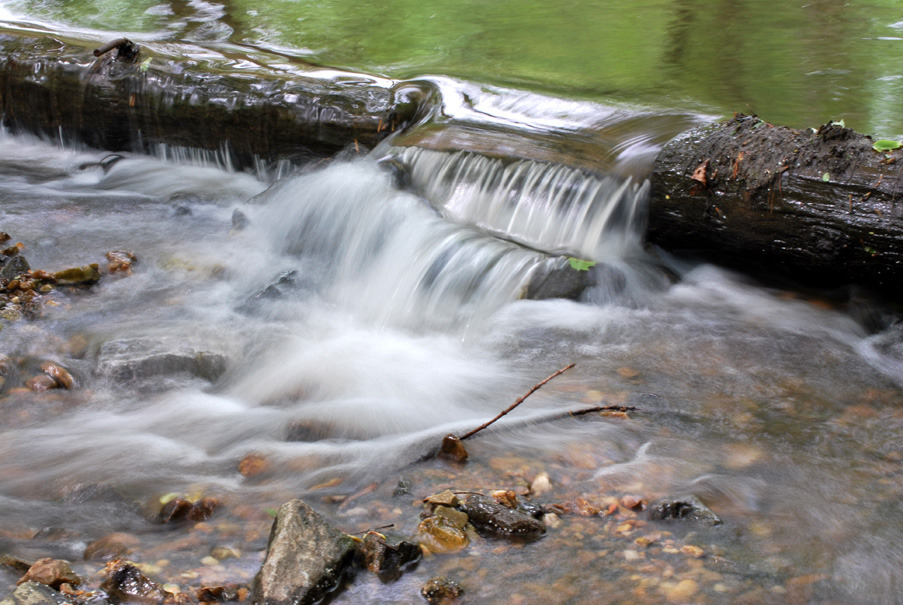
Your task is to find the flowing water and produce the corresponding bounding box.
[1,2,903,604]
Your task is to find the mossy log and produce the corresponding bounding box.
[0,33,398,167]
[649,115,903,295]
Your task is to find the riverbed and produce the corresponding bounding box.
[2,1,903,604]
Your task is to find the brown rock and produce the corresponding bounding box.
[437,434,468,462]
[41,362,74,389]
[421,577,463,604]
[53,264,101,286]
[17,557,81,590]
[83,532,140,561]
[25,374,58,392]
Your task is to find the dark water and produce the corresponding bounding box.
[1,2,903,604]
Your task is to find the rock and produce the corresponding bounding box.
[416,512,470,555]
[0,582,76,605]
[424,490,459,508]
[284,420,333,442]
[53,265,100,286]
[195,585,242,602]
[230,209,249,232]
[94,333,232,384]
[530,472,552,497]
[25,375,57,392]
[1,556,33,575]
[157,497,218,524]
[437,434,468,463]
[17,559,80,590]
[83,532,140,561]
[0,254,29,281]
[461,494,546,541]
[251,499,357,605]
[647,495,722,526]
[99,561,170,604]
[40,363,74,389]
[105,251,135,274]
[358,531,421,579]
[420,577,463,604]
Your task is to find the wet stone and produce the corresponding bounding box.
[99,561,170,604]
[358,531,421,579]
[416,515,469,555]
[95,334,232,384]
[437,435,468,463]
[424,490,459,508]
[420,577,463,604]
[17,559,81,590]
[647,495,722,526]
[252,499,357,605]
[0,556,33,575]
[0,254,29,282]
[0,581,76,605]
[461,494,546,541]
[83,532,140,561]
[53,264,100,286]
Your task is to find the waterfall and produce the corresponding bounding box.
[393,146,649,261]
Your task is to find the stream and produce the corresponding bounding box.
[2,1,903,604]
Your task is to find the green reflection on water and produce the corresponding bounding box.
[3,0,903,135]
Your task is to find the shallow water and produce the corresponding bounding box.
[0,124,902,602]
[1,1,903,603]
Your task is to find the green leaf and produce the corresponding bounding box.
[872,139,902,152]
[568,257,597,271]
[139,57,152,73]
[831,119,846,129]
[821,173,830,182]
[265,507,279,517]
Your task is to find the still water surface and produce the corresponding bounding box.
[1,1,903,603]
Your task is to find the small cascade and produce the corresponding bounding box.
[394,147,649,261]
[257,159,550,331]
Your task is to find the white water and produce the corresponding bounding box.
[1,126,903,602]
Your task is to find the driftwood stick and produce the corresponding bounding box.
[459,363,576,441]
[93,38,129,57]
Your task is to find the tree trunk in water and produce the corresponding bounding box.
[0,34,409,168]
[649,115,903,296]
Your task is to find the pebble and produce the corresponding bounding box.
[531,472,552,497]
[660,578,698,602]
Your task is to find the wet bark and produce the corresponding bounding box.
[0,33,396,168]
[649,115,903,296]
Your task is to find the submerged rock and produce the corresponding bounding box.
[0,254,29,282]
[83,533,140,562]
[647,495,722,526]
[94,333,232,384]
[0,582,76,605]
[420,577,463,604]
[461,494,546,541]
[416,506,471,554]
[252,499,357,605]
[358,531,421,579]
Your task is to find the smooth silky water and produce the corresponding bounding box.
[1,1,903,603]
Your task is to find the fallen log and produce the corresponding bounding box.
[0,33,399,167]
[649,115,903,296]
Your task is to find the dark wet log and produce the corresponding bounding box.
[0,33,394,167]
[649,115,903,296]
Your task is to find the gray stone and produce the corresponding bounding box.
[94,332,233,384]
[0,254,29,281]
[647,494,722,526]
[0,582,76,605]
[252,499,357,605]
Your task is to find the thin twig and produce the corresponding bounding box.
[352,524,395,535]
[568,405,637,417]
[459,363,575,441]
